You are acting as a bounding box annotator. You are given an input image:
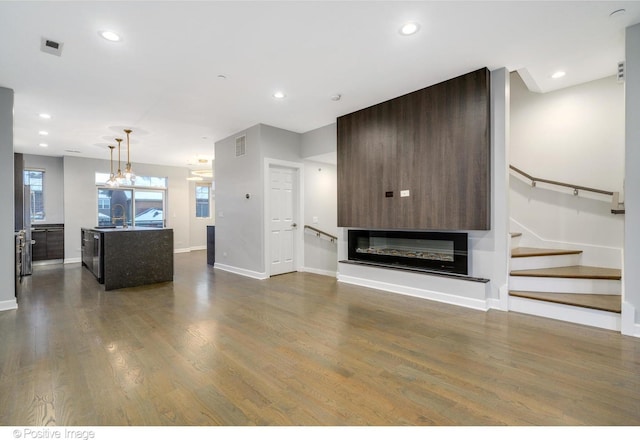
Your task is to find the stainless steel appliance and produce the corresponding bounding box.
[15,230,24,299]
[81,229,103,282]
[21,184,32,276]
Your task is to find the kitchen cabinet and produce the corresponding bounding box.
[32,224,65,261]
[81,227,173,290]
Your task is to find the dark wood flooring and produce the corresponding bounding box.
[1,251,639,426]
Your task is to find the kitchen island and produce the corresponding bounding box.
[81,226,173,291]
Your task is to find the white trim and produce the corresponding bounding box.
[508,295,621,331]
[487,297,503,310]
[0,299,18,311]
[337,273,490,311]
[214,263,268,280]
[174,248,190,254]
[301,267,337,278]
[64,257,81,264]
[264,159,304,277]
[189,245,206,252]
[510,217,623,269]
[621,301,640,337]
[33,259,64,266]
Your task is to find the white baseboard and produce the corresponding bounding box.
[337,273,490,311]
[174,248,191,254]
[190,245,207,251]
[509,295,621,332]
[33,259,64,266]
[213,263,268,280]
[301,267,337,278]
[0,299,18,311]
[621,301,640,338]
[64,257,81,264]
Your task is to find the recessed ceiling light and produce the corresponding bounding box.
[217,74,227,80]
[330,94,342,101]
[39,143,48,148]
[273,91,286,99]
[100,30,121,42]
[38,130,48,136]
[551,71,566,79]
[400,22,420,36]
[38,113,51,119]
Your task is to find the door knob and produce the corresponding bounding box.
[292,223,297,228]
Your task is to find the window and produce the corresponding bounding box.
[95,173,167,189]
[24,170,45,221]
[195,184,210,218]
[134,190,165,228]
[97,188,165,228]
[96,172,167,228]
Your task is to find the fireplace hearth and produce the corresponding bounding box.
[347,230,468,276]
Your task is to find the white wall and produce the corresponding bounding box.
[510,72,625,267]
[511,72,625,192]
[63,156,191,262]
[23,154,64,224]
[303,161,338,276]
[623,23,640,336]
[0,87,16,311]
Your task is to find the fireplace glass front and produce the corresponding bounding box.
[348,230,468,275]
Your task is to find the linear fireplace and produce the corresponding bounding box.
[347,230,468,276]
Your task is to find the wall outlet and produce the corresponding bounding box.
[400,190,410,197]
[312,216,318,224]
[219,211,224,217]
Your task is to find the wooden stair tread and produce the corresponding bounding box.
[511,247,583,258]
[510,291,621,313]
[510,265,621,280]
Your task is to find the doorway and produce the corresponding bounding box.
[267,163,302,276]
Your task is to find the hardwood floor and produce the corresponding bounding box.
[1,251,639,426]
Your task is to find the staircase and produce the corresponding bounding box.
[508,233,622,331]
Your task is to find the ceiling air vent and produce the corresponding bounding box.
[235,135,246,157]
[41,37,64,56]
[617,61,625,83]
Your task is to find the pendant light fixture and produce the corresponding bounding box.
[105,128,136,185]
[107,145,119,187]
[115,137,125,184]
[124,128,135,182]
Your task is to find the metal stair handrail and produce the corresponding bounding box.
[509,165,625,214]
[304,225,337,242]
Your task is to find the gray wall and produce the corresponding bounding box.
[214,124,264,274]
[24,154,64,224]
[0,87,16,310]
[301,123,336,158]
[214,124,304,276]
[624,23,640,335]
[63,156,192,262]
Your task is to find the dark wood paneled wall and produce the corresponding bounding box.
[337,68,491,230]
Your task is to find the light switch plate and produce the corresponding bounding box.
[400,190,410,197]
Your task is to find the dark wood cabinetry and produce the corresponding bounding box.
[337,68,491,230]
[32,224,64,261]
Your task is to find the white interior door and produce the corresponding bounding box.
[269,166,297,276]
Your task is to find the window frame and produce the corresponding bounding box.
[195,183,211,219]
[24,169,46,222]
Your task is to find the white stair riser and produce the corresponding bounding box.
[509,276,621,294]
[510,254,581,271]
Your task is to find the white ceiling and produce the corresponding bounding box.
[1,1,639,170]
